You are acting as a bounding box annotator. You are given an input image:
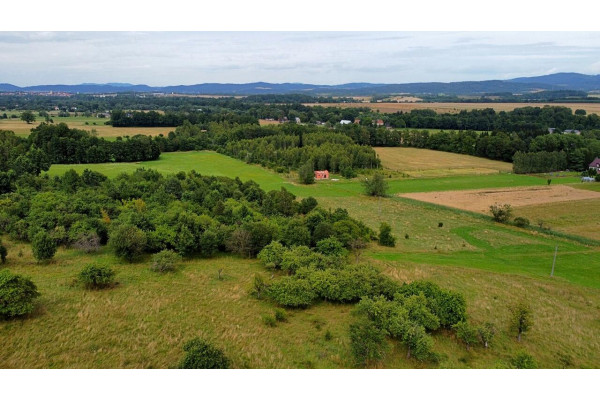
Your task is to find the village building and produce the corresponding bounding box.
[589,157,600,171]
[314,170,329,180]
[375,119,384,127]
[340,119,352,125]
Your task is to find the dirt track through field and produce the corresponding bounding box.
[400,185,600,214]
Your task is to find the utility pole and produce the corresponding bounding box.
[550,245,558,277]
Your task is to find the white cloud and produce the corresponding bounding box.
[0,32,599,86]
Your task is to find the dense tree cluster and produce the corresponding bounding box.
[223,132,380,173]
[512,151,568,173]
[0,168,372,264]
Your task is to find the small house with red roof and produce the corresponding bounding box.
[314,170,329,180]
[589,157,600,171]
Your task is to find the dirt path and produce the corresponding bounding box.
[399,185,600,213]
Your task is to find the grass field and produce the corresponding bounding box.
[0,114,173,138]
[5,150,600,368]
[47,151,581,198]
[514,198,600,241]
[2,193,599,368]
[303,102,600,115]
[375,147,513,177]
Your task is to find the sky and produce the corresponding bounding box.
[1,32,599,86]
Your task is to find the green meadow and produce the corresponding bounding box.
[47,151,581,197]
[3,149,599,368]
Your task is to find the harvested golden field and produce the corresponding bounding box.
[375,147,512,177]
[399,185,600,214]
[514,198,600,241]
[258,119,282,126]
[0,118,173,138]
[304,102,600,115]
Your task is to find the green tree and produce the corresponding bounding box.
[362,172,388,197]
[298,160,315,184]
[179,338,230,369]
[349,317,390,367]
[510,302,533,342]
[453,320,479,350]
[478,322,496,349]
[0,269,40,318]
[378,222,396,247]
[20,111,36,124]
[109,224,147,262]
[31,231,57,262]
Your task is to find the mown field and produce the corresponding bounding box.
[303,102,600,115]
[4,149,599,368]
[514,198,600,241]
[0,113,173,138]
[375,147,513,177]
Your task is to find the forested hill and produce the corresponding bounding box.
[2,73,600,95]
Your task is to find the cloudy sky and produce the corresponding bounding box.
[1,32,599,86]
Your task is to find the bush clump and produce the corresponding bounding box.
[490,203,513,223]
[274,308,288,322]
[267,277,317,308]
[511,351,538,369]
[31,231,57,262]
[109,224,147,262]
[513,217,530,228]
[179,338,230,369]
[78,264,116,289]
[150,249,182,272]
[0,269,40,318]
[262,314,277,327]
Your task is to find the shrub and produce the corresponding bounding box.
[513,217,530,228]
[349,317,390,367]
[78,264,115,289]
[31,231,57,262]
[324,330,333,341]
[251,273,268,299]
[0,240,7,263]
[438,222,444,228]
[490,203,513,223]
[274,308,288,322]
[404,233,409,239]
[453,320,479,350]
[150,249,181,272]
[179,338,230,369]
[267,277,317,308]
[378,222,396,247]
[511,351,538,369]
[262,314,277,327]
[0,269,40,318]
[109,224,147,262]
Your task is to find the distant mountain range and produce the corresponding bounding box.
[1,73,600,96]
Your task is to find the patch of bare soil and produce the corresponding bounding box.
[400,185,600,214]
